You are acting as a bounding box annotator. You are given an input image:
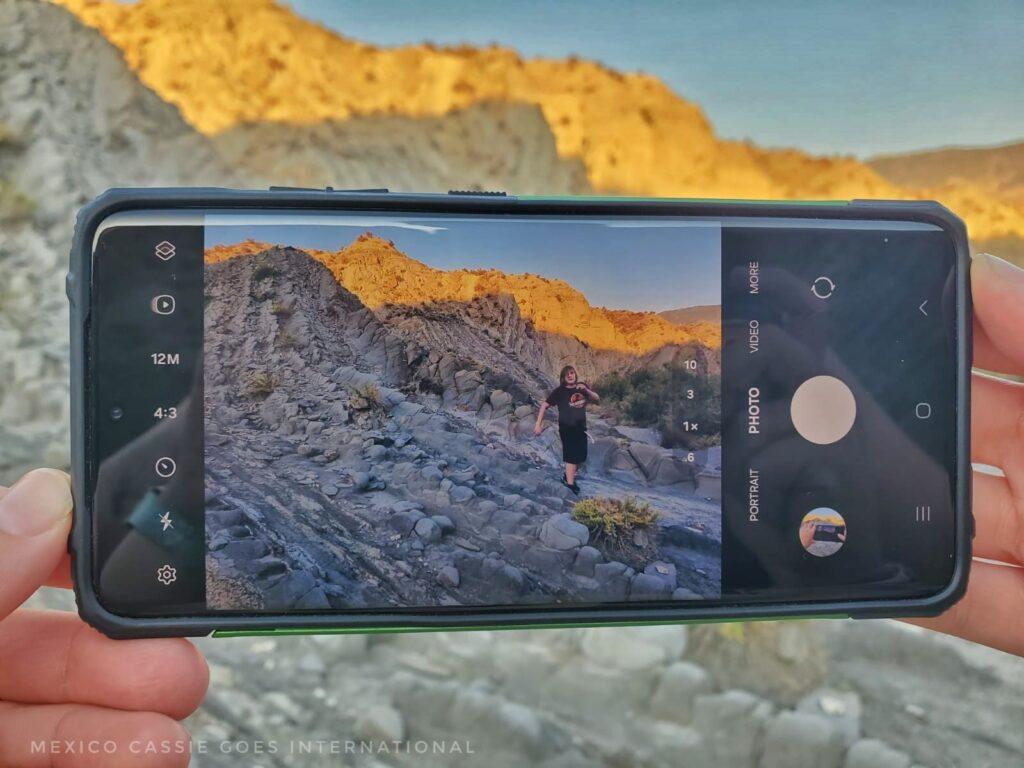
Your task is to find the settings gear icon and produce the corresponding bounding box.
[156,564,177,586]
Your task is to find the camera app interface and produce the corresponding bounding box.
[202,216,723,611]
[89,210,957,616]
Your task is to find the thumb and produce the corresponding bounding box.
[972,253,1024,374]
[0,469,73,619]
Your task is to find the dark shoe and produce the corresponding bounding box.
[562,475,580,495]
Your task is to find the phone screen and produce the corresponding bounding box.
[87,207,959,617]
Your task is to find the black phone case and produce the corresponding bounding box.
[68,188,973,639]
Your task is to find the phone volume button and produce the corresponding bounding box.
[65,272,76,305]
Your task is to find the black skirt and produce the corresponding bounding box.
[559,422,588,464]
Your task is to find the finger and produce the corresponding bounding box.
[904,560,1024,657]
[0,482,74,588]
[0,610,208,719]
[972,253,1024,377]
[0,701,190,768]
[46,552,73,589]
[0,469,74,619]
[970,371,1024,469]
[971,469,1024,566]
[973,316,1022,375]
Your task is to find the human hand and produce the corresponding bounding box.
[799,520,816,550]
[0,469,209,766]
[904,253,1024,657]
[533,424,544,436]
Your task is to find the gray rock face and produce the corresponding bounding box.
[572,545,603,577]
[539,513,590,550]
[437,565,461,588]
[693,690,774,768]
[648,661,714,724]
[798,688,863,747]
[761,711,846,768]
[612,425,662,445]
[0,0,593,486]
[630,572,673,599]
[414,517,443,543]
[844,739,911,768]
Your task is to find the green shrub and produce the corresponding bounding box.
[572,496,659,545]
[242,370,275,398]
[596,362,721,449]
[277,329,297,348]
[0,122,21,147]
[349,382,383,411]
[0,179,35,222]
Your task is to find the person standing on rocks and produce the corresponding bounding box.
[535,365,599,495]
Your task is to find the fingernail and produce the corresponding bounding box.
[975,252,1024,281]
[0,468,73,537]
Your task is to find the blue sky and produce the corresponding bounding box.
[206,218,721,312]
[291,0,1023,157]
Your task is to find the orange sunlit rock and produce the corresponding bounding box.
[206,233,721,354]
[53,0,1024,243]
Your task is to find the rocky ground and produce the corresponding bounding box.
[27,586,1024,768]
[203,246,721,610]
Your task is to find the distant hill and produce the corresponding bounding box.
[53,0,1024,247]
[870,141,1024,204]
[659,305,721,327]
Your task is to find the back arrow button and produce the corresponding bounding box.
[919,300,929,317]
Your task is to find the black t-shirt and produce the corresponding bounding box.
[546,384,589,428]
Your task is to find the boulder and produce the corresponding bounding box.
[354,704,405,742]
[580,626,687,672]
[294,586,330,610]
[390,508,425,535]
[450,484,475,503]
[571,545,603,577]
[489,389,513,414]
[430,515,456,534]
[693,690,774,767]
[437,565,461,588]
[539,513,589,550]
[644,560,678,590]
[648,662,714,724]
[760,711,845,768]
[264,570,319,609]
[414,517,442,543]
[844,739,911,768]
[613,425,662,445]
[629,572,673,599]
[797,689,862,746]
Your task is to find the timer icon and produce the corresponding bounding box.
[155,457,177,478]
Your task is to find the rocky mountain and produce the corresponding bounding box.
[660,305,721,327]
[209,233,721,357]
[0,0,585,482]
[204,244,722,611]
[53,0,1024,247]
[870,140,1024,204]
[868,140,1024,262]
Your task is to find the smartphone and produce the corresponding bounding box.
[68,189,971,638]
